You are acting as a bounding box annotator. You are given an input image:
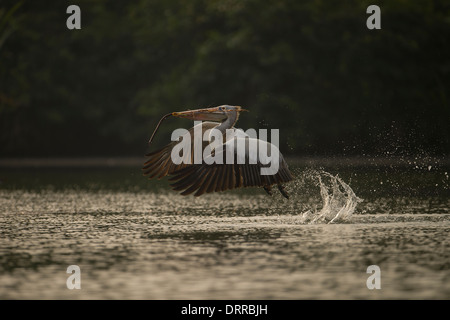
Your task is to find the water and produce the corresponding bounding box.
[0,160,449,299]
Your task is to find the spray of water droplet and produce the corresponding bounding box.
[269,168,363,224]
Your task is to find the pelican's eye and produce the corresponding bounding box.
[219,106,225,111]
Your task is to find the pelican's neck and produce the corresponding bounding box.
[215,111,239,134]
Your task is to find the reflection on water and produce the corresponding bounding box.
[0,164,449,299]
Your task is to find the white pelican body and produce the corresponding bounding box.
[143,105,293,198]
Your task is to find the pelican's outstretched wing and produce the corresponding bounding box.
[168,137,293,197]
[142,122,218,179]
[142,140,189,179]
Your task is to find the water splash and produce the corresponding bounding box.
[283,169,363,224]
[308,171,362,223]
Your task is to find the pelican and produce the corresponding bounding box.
[142,105,293,198]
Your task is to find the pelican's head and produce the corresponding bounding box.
[172,105,247,122]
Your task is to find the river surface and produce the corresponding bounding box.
[0,160,449,299]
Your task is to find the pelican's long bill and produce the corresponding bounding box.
[172,106,247,122]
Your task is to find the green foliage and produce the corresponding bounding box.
[0,0,449,156]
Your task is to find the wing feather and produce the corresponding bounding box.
[165,135,294,196]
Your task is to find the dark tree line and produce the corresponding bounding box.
[1,0,449,157]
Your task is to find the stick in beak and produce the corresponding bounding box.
[172,106,228,122]
[147,113,173,145]
[148,106,247,146]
